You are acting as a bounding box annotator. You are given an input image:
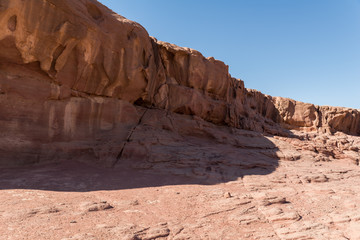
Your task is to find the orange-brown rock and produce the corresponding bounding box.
[0,0,162,102]
[0,0,359,166]
[1,0,360,239]
[272,97,360,135]
[0,0,158,166]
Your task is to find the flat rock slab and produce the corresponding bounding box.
[1,153,360,240]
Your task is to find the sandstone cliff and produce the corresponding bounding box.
[0,0,359,167]
[2,1,360,239]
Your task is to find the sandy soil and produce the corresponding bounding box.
[1,154,360,240]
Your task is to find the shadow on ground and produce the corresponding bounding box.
[0,157,278,192]
[0,109,282,191]
[0,137,280,192]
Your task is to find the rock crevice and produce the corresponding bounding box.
[0,0,359,166]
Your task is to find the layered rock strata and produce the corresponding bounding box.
[0,0,359,167]
[2,1,360,239]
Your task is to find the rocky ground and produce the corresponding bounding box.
[1,151,360,240]
[1,110,360,240]
[1,1,360,239]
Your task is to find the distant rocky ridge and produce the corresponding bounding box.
[0,0,359,166]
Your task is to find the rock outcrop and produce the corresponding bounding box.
[1,1,360,239]
[0,0,359,167]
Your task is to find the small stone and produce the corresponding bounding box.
[130,200,139,206]
[224,192,232,198]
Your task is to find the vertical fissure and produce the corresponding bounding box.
[111,108,148,167]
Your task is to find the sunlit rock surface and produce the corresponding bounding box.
[0,0,359,239]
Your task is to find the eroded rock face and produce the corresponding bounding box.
[1,1,360,239]
[0,0,158,166]
[0,0,359,168]
[0,0,161,102]
[1,108,360,239]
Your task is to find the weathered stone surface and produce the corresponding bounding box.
[0,0,160,102]
[1,0,359,167]
[1,1,360,239]
[271,97,360,135]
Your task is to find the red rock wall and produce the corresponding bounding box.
[0,0,359,166]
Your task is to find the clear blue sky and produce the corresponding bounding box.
[99,0,360,109]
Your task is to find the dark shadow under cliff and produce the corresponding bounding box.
[0,109,280,192]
